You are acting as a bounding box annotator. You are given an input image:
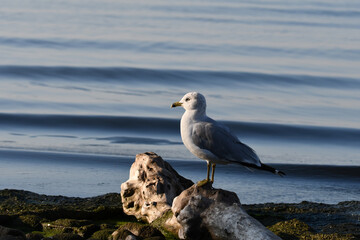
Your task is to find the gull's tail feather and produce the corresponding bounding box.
[260,163,286,177]
[240,162,286,177]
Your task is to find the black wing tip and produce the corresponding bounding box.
[275,169,286,177]
[241,162,286,177]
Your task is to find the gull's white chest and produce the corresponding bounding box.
[180,113,195,151]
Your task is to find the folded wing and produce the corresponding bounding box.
[192,121,261,167]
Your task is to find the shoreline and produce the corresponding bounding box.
[1,189,359,240]
[1,148,360,205]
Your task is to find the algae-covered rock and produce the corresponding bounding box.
[0,215,12,225]
[111,223,165,240]
[0,189,124,219]
[52,219,92,228]
[18,215,43,231]
[91,229,114,240]
[76,224,99,238]
[322,223,360,235]
[1,181,359,240]
[143,237,166,240]
[245,200,360,239]
[268,218,356,240]
[52,233,84,240]
[150,210,178,239]
[268,218,311,239]
[0,225,26,240]
[111,228,137,240]
[136,225,164,239]
[42,219,99,238]
[25,232,44,240]
[42,218,91,232]
[99,223,115,230]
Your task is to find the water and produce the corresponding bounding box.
[0,0,359,204]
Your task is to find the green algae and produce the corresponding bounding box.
[1,189,359,240]
[268,219,357,240]
[91,229,114,240]
[112,222,165,240]
[150,210,178,240]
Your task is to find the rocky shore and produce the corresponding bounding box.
[1,153,359,240]
[1,189,359,240]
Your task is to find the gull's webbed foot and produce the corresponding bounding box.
[197,161,215,187]
[196,179,213,187]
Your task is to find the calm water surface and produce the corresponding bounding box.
[0,0,359,203]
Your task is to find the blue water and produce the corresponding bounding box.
[0,0,359,204]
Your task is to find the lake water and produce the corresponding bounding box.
[0,0,359,204]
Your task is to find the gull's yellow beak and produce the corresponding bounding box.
[171,101,182,108]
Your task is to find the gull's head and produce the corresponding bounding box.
[171,92,206,111]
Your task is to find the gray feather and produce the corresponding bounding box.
[191,120,261,166]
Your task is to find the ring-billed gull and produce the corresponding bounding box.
[171,92,285,184]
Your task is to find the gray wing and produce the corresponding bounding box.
[192,121,261,166]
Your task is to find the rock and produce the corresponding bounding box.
[169,182,281,240]
[42,219,99,238]
[99,224,115,230]
[25,233,44,240]
[18,215,43,231]
[120,152,280,239]
[91,229,114,240]
[77,224,100,238]
[110,223,165,240]
[124,234,138,240]
[51,233,84,240]
[268,219,357,240]
[51,219,92,228]
[0,215,11,225]
[120,152,193,223]
[143,237,165,240]
[111,228,134,240]
[268,218,311,237]
[0,225,26,240]
[322,222,360,235]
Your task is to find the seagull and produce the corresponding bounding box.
[171,92,285,184]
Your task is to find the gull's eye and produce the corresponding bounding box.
[185,97,190,102]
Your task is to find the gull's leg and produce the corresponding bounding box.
[211,164,216,183]
[197,161,211,187]
[206,161,210,181]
